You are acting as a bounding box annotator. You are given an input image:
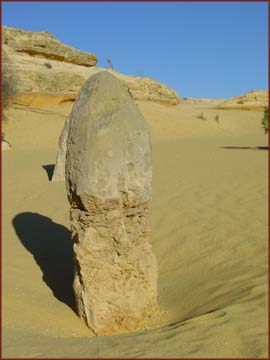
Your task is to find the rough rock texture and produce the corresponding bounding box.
[52,116,70,181]
[65,72,159,335]
[113,70,180,105]
[51,73,179,182]
[217,90,268,110]
[2,26,180,107]
[2,26,98,67]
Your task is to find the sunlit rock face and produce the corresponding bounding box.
[65,71,159,335]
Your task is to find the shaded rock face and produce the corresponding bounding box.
[65,71,159,335]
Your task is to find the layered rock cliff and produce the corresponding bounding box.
[3,26,98,67]
[2,26,180,108]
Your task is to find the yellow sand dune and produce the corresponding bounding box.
[2,101,268,357]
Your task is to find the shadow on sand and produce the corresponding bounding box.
[12,212,76,312]
[42,164,55,181]
[221,146,268,151]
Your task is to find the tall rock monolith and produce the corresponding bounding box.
[65,71,159,335]
[52,115,70,181]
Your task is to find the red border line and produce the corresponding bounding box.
[0,1,269,360]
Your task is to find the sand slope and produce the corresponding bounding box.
[2,101,268,358]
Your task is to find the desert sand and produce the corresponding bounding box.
[2,99,268,358]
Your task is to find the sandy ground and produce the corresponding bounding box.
[2,101,268,358]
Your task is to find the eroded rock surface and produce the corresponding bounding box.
[2,26,180,107]
[65,71,159,335]
[52,116,70,181]
[2,26,98,67]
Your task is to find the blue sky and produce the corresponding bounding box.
[2,2,268,99]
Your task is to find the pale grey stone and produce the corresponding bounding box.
[65,71,159,335]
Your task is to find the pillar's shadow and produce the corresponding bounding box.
[12,212,76,312]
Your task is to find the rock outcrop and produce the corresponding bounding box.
[2,26,180,107]
[217,90,268,110]
[65,72,159,335]
[52,116,70,181]
[113,71,180,105]
[2,26,97,67]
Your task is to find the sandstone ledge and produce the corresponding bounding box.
[2,26,180,108]
[2,26,98,67]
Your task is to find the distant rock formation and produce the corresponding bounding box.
[182,97,225,105]
[2,26,98,67]
[217,90,268,110]
[52,116,70,182]
[65,72,159,335]
[2,26,180,107]
[114,71,180,105]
